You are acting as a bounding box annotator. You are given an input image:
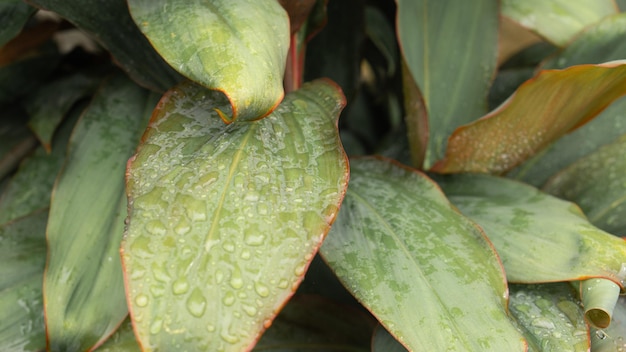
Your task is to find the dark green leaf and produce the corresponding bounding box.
[97,319,141,352]
[321,157,526,351]
[122,79,348,351]
[0,0,36,48]
[0,105,38,180]
[127,0,289,122]
[397,0,498,168]
[27,0,184,92]
[44,74,157,351]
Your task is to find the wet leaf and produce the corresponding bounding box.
[591,296,626,352]
[27,0,184,92]
[501,0,616,46]
[0,0,36,48]
[0,101,82,225]
[542,114,626,238]
[509,283,589,352]
[127,0,289,122]
[320,157,526,351]
[396,0,498,168]
[0,210,48,352]
[97,319,141,352]
[432,64,626,174]
[437,173,626,287]
[580,278,622,328]
[253,295,375,351]
[44,75,157,351]
[122,79,348,351]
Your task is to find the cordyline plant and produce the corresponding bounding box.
[2,0,626,351]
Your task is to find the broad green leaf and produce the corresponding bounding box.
[44,74,157,351]
[542,122,626,237]
[437,173,626,287]
[401,58,428,168]
[127,0,289,122]
[365,5,398,77]
[0,0,36,48]
[432,64,626,174]
[122,79,348,351]
[591,297,626,351]
[371,325,408,352]
[320,157,526,351]
[396,0,498,168]
[97,319,141,352]
[0,101,82,225]
[581,278,622,328]
[509,283,589,352]
[619,0,626,12]
[0,210,48,352]
[24,70,102,151]
[508,96,626,188]
[253,295,375,351]
[27,0,183,92]
[501,0,616,47]
[0,105,38,180]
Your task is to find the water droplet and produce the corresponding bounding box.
[244,233,265,246]
[596,330,608,340]
[240,250,251,259]
[222,241,235,252]
[145,220,167,235]
[130,266,146,280]
[263,319,272,329]
[230,268,243,289]
[215,270,224,284]
[186,288,207,318]
[243,305,257,317]
[174,218,191,235]
[152,263,171,282]
[277,279,289,289]
[254,282,270,297]
[172,278,190,295]
[131,236,153,258]
[294,263,307,276]
[135,294,149,307]
[207,324,215,332]
[220,331,240,344]
[150,285,165,298]
[223,292,235,306]
[150,319,163,334]
[244,191,260,202]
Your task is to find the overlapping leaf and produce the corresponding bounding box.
[44,74,157,351]
[437,173,626,287]
[127,0,289,122]
[396,0,498,168]
[122,79,348,351]
[432,63,626,174]
[501,0,616,46]
[0,0,36,48]
[321,157,526,351]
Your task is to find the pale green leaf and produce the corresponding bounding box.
[127,0,289,122]
[44,74,157,351]
[321,157,526,351]
[396,0,498,168]
[437,173,626,287]
[501,0,617,46]
[122,79,348,351]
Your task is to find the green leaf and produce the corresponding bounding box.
[0,105,38,180]
[501,0,616,47]
[581,278,622,328]
[320,157,526,351]
[619,0,626,12]
[365,5,398,77]
[396,0,498,168]
[122,79,348,351]
[253,295,375,351]
[127,0,289,122]
[542,130,626,237]
[0,0,36,48]
[97,319,141,352]
[27,0,184,92]
[437,173,626,287]
[44,74,157,351]
[24,70,102,151]
[371,325,408,352]
[0,101,82,225]
[0,209,48,352]
[509,283,589,352]
[591,296,626,351]
[432,64,626,174]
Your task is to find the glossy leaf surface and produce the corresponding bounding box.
[432,64,626,174]
[396,0,498,168]
[44,75,157,351]
[253,295,375,351]
[0,210,48,352]
[0,0,36,48]
[127,0,289,122]
[543,134,626,237]
[509,283,589,352]
[321,157,526,351]
[122,79,348,351]
[27,0,183,92]
[437,173,626,287]
[501,0,616,46]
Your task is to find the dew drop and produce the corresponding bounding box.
[152,263,171,283]
[215,270,224,284]
[220,331,240,344]
[135,294,149,307]
[174,219,191,235]
[150,285,165,298]
[130,267,146,280]
[130,236,153,258]
[186,288,207,318]
[294,263,307,276]
[222,241,235,253]
[230,268,243,289]
[254,282,270,297]
[243,305,258,317]
[240,250,251,260]
[277,279,289,289]
[145,220,167,235]
[223,292,235,306]
[263,319,272,329]
[172,278,190,295]
[244,191,260,202]
[244,233,265,246]
[150,319,163,334]
[207,324,215,332]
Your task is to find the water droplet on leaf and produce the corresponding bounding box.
[186,288,207,317]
